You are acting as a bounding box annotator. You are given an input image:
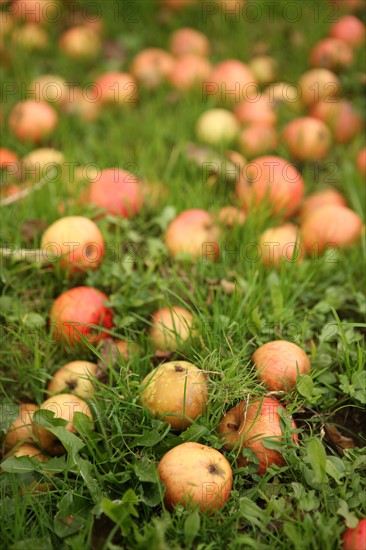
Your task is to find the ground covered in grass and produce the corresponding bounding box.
[0,1,365,549]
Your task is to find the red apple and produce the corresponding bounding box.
[310,100,362,144]
[9,100,58,143]
[4,403,38,451]
[248,56,277,84]
[309,38,354,71]
[141,360,208,430]
[299,188,347,222]
[205,59,257,104]
[130,48,174,89]
[259,223,304,267]
[88,168,143,218]
[168,54,212,90]
[0,147,18,169]
[59,26,101,59]
[94,72,138,106]
[356,148,366,177]
[165,209,220,261]
[47,361,97,398]
[170,27,210,57]
[196,108,240,145]
[282,117,332,161]
[218,397,298,474]
[235,155,304,218]
[50,286,114,346]
[252,340,311,391]
[329,15,365,48]
[301,204,363,254]
[234,96,277,127]
[298,68,340,106]
[149,306,194,352]
[238,125,278,158]
[157,442,233,511]
[342,518,366,550]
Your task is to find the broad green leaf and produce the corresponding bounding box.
[184,510,200,547]
[134,457,159,483]
[239,497,265,528]
[307,438,327,483]
[33,410,85,457]
[297,375,314,399]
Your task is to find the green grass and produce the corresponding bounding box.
[1,0,365,549]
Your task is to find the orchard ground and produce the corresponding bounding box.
[0,1,365,549]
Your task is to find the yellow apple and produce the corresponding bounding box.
[47,361,98,398]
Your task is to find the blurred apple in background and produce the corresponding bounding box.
[309,37,353,71]
[168,54,212,90]
[329,15,365,47]
[299,188,347,222]
[0,147,19,170]
[30,74,68,104]
[130,48,174,89]
[11,0,61,24]
[149,306,194,352]
[282,117,332,161]
[259,223,303,267]
[95,72,138,106]
[59,26,101,59]
[170,27,210,57]
[238,125,278,158]
[61,86,101,122]
[234,96,277,127]
[205,59,257,104]
[310,100,362,143]
[88,168,143,218]
[356,148,366,177]
[196,108,239,146]
[9,100,58,143]
[12,23,48,50]
[298,68,340,106]
[264,81,303,112]
[22,147,64,181]
[218,206,246,228]
[248,56,277,84]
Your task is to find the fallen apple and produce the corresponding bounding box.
[329,15,365,48]
[59,26,101,59]
[130,48,174,89]
[299,188,347,222]
[205,59,257,104]
[94,71,138,106]
[309,37,354,71]
[310,100,362,144]
[264,81,303,112]
[61,86,101,122]
[141,360,208,430]
[169,27,210,57]
[11,0,60,24]
[88,168,143,218]
[29,74,68,104]
[218,206,246,228]
[259,223,304,267]
[149,306,194,352]
[298,68,340,106]
[248,55,277,84]
[168,54,212,90]
[356,148,366,177]
[282,117,332,161]
[238,125,278,159]
[22,147,65,181]
[9,100,58,143]
[47,361,98,398]
[342,518,366,550]
[0,147,19,170]
[196,108,240,146]
[157,441,233,511]
[234,97,277,127]
[12,23,48,50]
[50,286,114,346]
[4,403,38,451]
[252,340,311,391]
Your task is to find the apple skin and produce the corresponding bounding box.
[149,306,194,352]
[30,74,68,104]
[218,206,246,228]
[4,403,38,451]
[329,15,365,48]
[130,48,174,89]
[234,97,277,127]
[259,223,304,268]
[89,168,143,218]
[218,397,298,474]
[33,394,94,456]
[252,340,311,391]
[342,518,366,550]
[299,188,347,222]
[114,339,141,361]
[310,100,362,144]
[170,27,210,57]
[168,54,212,91]
[22,148,65,180]
[50,286,114,346]
[157,442,233,512]
[0,147,18,169]
[264,82,303,112]
[196,109,240,146]
[41,216,105,272]
[235,155,304,218]
[141,360,208,430]
[282,117,332,161]
[309,38,354,71]
[238,125,278,159]
[9,100,58,143]
[59,26,101,59]
[47,361,98,398]
[205,59,257,104]
[301,204,363,254]
[357,148,366,177]
[298,69,340,106]
[248,56,277,84]
[94,72,138,106]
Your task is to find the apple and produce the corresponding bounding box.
[61,86,101,122]
[12,23,48,50]
[94,72,138,106]
[234,97,277,127]
[11,0,60,24]
[41,216,104,272]
[22,147,64,181]
[252,340,311,391]
[88,168,143,218]
[299,188,347,222]
[205,59,257,104]
[235,155,304,218]
[259,223,304,267]
[33,394,94,456]
[114,339,141,361]
[157,442,233,511]
[329,15,365,48]
[248,56,277,84]
[30,74,68,104]
[7,443,47,460]
[50,286,114,346]
[298,68,340,106]
[264,81,303,112]
[282,117,332,161]
[168,54,212,90]
[0,147,19,169]
[130,48,174,89]
[9,100,58,143]
[4,403,38,451]
[196,109,240,146]
[356,148,366,177]
[309,38,354,71]
[310,100,362,144]
[342,518,366,550]
[165,209,220,261]
[218,206,246,228]
[301,204,363,254]
[59,26,101,59]
[170,27,210,57]
[141,360,208,430]
[149,306,194,352]
[47,360,97,398]
[218,397,298,474]
[238,125,278,158]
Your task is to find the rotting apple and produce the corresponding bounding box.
[9,100,58,143]
[259,223,304,267]
[299,188,347,222]
[149,306,194,352]
[94,71,138,106]
[88,168,143,218]
[165,209,220,261]
[196,108,240,146]
[141,360,208,430]
[47,361,98,398]
[4,403,38,451]
[342,518,366,550]
[309,37,354,71]
[329,15,365,48]
[252,340,311,391]
[41,216,105,272]
[33,394,94,456]
[59,26,101,59]
[157,441,233,511]
[130,48,174,89]
[169,27,210,57]
[282,117,332,161]
[50,286,114,346]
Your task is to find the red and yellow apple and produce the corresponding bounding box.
[238,125,278,158]
[94,72,138,106]
[309,38,354,71]
[298,68,340,106]
[310,100,362,144]
[205,59,257,104]
[329,15,365,48]
[59,26,101,59]
[4,403,38,451]
[299,188,347,222]
[234,97,277,127]
[282,117,332,161]
[9,100,58,143]
[259,223,303,267]
[130,48,174,89]
[170,27,210,57]
[88,168,143,218]
[168,54,212,90]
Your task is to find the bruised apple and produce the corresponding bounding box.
[130,48,174,89]
[4,403,38,451]
[342,518,366,550]
[252,340,311,391]
[282,117,332,161]
[95,72,138,106]
[299,188,347,222]
[157,442,233,511]
[9,100,58,143]
[259,223,303,267]
[170,27,210,57]
[33,394,94,455]
[141,361,208,430]
[301,205,363,254]
[218,397,298,474]
[165,209,220,261]
[149,306,194,352]
[47,361,98,398]
[196,108,239,146]
[329,15,365,48]
[89,168,143,218]
[50,286,114,346]
[235,155,304,218]
[309,37,354,71]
